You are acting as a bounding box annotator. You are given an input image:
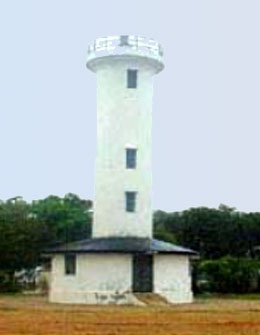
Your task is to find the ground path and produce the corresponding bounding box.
[0,295,259,335]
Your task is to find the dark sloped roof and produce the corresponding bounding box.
[45,237,196,255]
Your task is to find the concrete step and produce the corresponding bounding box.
[134,293,170,306]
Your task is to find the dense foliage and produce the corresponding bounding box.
[0,194,92,274]
[197,257,260,293]
[153,205,260,259]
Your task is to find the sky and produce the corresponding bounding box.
[1,0,260,213]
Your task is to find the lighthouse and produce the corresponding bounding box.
[87,35,163,238]
[47,35,196,305]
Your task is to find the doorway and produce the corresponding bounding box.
[132,254,153,292]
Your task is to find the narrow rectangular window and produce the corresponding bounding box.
[65,254,76,275]
[125,191,137,212]
[126,148,137,169]
[127,69,137,88]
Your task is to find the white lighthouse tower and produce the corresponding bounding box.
[87,35,163,238]
[48,35,196,305]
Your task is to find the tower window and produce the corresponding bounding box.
[125,191,137,212]
[127,69,137,88]
[65,254,76,275]
[126,148,137,169]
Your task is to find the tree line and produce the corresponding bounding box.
[153,204,260,259]
[0,195,260,293]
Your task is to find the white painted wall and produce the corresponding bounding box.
[91,57,161,238]
[154,255,193,303]
[50,252,193,304]
[50,253,138,304]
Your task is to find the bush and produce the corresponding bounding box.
[197,257,260,294]
[0,271,21,293]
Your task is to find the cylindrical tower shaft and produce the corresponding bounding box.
[87,35,164,238]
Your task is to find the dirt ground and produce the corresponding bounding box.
[0,295,259,335]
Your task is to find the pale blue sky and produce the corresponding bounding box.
[1,1,260,212]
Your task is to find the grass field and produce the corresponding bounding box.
[0,294,259,335]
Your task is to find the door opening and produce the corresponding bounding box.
[133,254,153,292]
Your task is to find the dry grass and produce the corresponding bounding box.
[0,294,259,335]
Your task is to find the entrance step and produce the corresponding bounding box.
[134,293,170,306]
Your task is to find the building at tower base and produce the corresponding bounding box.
[47,237,195,304]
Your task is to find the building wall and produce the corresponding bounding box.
[93,58,156,238]
[49,253,139,304]
[154,254,193,303]
[50,252,193,304]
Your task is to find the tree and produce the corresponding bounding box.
[0,194,93,276]
[30,193,92,244]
